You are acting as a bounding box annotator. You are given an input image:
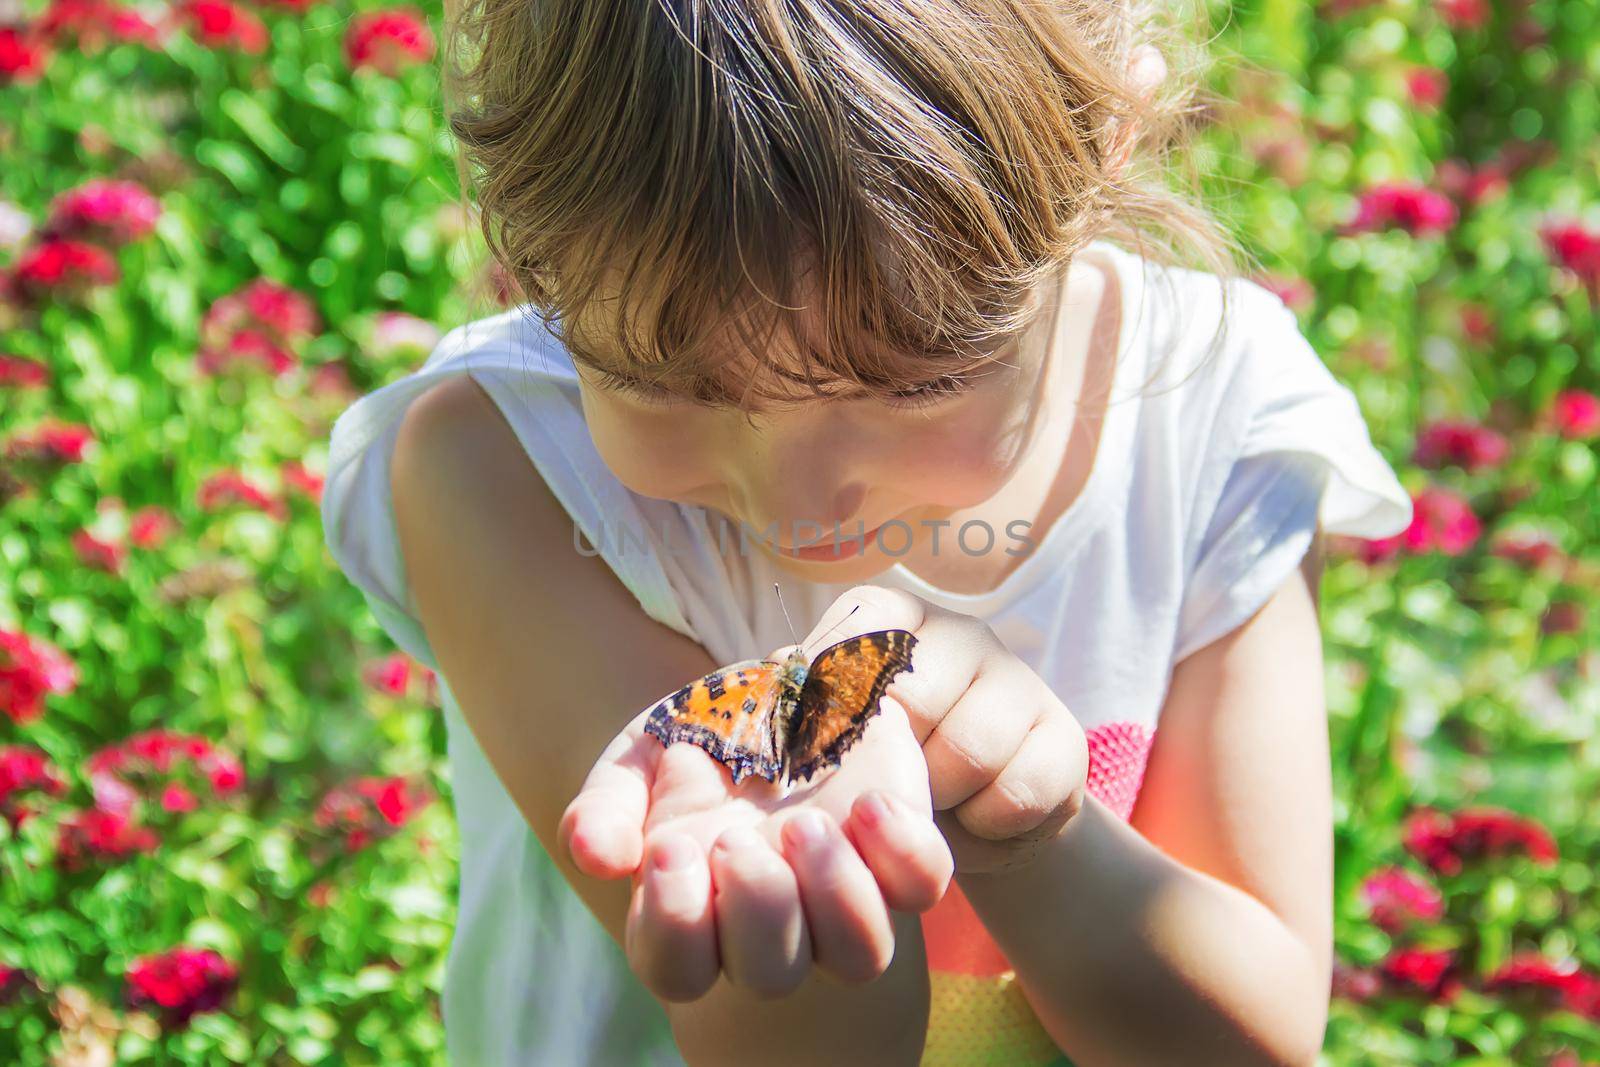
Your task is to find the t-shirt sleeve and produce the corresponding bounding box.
[1171,290,1413,664]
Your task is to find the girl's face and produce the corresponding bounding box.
[571,264,1073,587]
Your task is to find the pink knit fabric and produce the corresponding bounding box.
[1084,721,1154,821]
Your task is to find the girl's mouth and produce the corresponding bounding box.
[771,524,882,562]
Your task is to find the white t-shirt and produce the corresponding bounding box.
[322,238,1412,1066]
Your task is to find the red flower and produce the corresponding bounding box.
[0,745,66,826]
[1439,0,1490,29]
[1546,390,1600,440]
[37,0,166,50]
[238,278,319,339]
[1485,954,1591,1008]
[4,420,94,466]
[315,775,431,852]
[1380,946,1460,1001]
[129,505,179,549]
[0,353,49,388]
[308,360,357,401]
[46,179,161,245]
[1403,806,1559,875]
[0,963,39,1005]
[1542,223,1600,275]
[281,459,324,502]
[1542,601,1586,636]
[197,470,286,519]
[197,328,298,378]
[1412,419,1508,473]
[1405,67,1447,110]
[160,782,199,813]
[0,28,50,83]
[11,238,119,295]
[1491,530,1563,571]
[362,652,413,696]
[1360,867,1444,932]
[1344,182,1458,237]
[1459,302,1495,345]
[72,528,127,575]
[177,0,267,52]
[56,807,160,869]
[87,729,246,801]
[124,946,238,1028]
[344,8,434,75]
[0,628,78,724]
[1358,486,1480,563]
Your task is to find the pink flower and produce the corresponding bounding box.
[1255,274,1314,314]
[1485,954,1591,1007]
[1542,601,1586,636]
[1436,159,1508,206]
[1412,419,1508,472]
[46,179,161,244]
[1405,67,1448,110]
[129,505,179,549]
[369,311,441,360]
[0,745,66,825]
[1546,390,1600,440]
[280,459,324,502]
[1330,960,1382,1002]
[1380,946,1460,1001]
[1359,487,1481,563]
[1403,806,1559,875]
[1344,182,1458,237]
[11,238,119,295]
[196,329,298,378]
[4,420,94,466]
[363,652,412,696]
[1439,0,1490,30]
[315,775,432,852]
[37,0,167,50]
[177,0,268,52]
[0,28,50,83]
[1542,222,1600,279]
[344,8,434,75]
[308,360,357,401]
[159,783,199,813]
[71,527,127,574]
[0,354,49,388]
[197,470,286,519]
[0,628,78,724]
[1360,867,1444,932]
[56,807,160,869]
[1491,530,1563,571]
[1459,302,1495,344]
[124,946,238,1028]
[0,963,38,1005]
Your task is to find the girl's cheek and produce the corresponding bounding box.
[581,398,719,500]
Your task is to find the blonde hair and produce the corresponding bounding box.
[444,0,1249,409]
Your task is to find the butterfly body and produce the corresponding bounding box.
[643,630,917,788]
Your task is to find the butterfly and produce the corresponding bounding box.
[642,628,918,789]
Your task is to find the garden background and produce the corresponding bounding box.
[1,0,1598,1063]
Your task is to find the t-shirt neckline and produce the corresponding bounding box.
[877,239,1144,615]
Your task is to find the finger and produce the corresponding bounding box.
[955,711,1087,842]
[647,738,736,826]
[780,809,896,985]
[626,832,719,1002]
[709,825,811,999]
[559,721,663,879]
[922,660,1041,811]
[806,585,992,747]
[843,791,953,913]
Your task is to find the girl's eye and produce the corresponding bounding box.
[881,374,972,410]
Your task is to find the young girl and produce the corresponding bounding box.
[323,1,1413,1064]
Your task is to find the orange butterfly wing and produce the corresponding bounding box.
[643,659,785,785]
[783,630,917,785]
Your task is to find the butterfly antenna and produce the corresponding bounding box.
[800,603,861,656]
[773,582,800,647]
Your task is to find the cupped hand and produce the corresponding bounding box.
[558,662,953,1004]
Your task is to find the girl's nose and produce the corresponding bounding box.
[729,425,868,535]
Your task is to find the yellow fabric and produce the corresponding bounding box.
[921,970,1063,1067]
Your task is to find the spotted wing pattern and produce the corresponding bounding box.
[783,630,917,785]
[642,659,785,785]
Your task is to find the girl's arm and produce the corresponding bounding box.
[389,376,930,1066]
[957,539,1332,1067]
